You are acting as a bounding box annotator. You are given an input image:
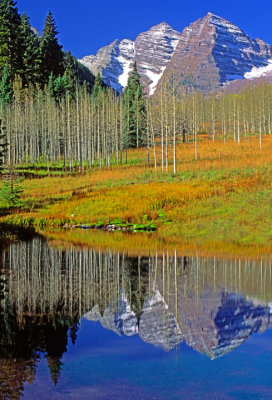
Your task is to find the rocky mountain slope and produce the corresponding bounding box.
[79,13,272,94]
[224,60,272,94]
[80,39,135,92]
[134,23,181,95]
[80,23,180,95]
[162,13,272,93]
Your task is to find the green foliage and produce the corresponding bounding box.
[123,62,146,148]
[48,72,72,101]
[39,10,64,86]
[0,168,24,206]
[18,13,41,86]
[0,3,95,105]
[63,50,77,95]
[0,0,21,76]
[47,52,94,101]
[47,356,63,386]
[0,63,12,106]
[92,72,104,102]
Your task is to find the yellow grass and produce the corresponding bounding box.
[1,135,272,254]
[19,135,272,200]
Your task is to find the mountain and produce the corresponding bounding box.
[84,287,272,358]
[80,23,180,95]
[162,13,272,94]
[80,39,135,92]
[79,13,272,95]
[223,60,272,94]
[134,23,181,95]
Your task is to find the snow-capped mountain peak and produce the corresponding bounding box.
[79,13,272,95]
[79,38,135,92]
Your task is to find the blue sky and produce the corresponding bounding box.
[17,0,272,59]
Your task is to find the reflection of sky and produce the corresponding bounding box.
[23,319,272,400]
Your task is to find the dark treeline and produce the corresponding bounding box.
[0,0,94,106]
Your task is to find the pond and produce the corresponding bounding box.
[1,228,272,399]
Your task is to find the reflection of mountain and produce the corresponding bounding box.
[84,289,272,357]
[175,290,272,359]
[85,296,138,337]
[1,232,272,396]
[86,290,183,351]
[139,289,183,351]
[212,294,272,358]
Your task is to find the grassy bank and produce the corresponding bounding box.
[1,136,272,251]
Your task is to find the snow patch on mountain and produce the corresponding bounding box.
[145,69,164,95]
[117,40,135,88]
[135,22,181,95]
[79,39,135,92]
[244,59,272,79]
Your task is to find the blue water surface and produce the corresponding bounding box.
[23,318,272,400]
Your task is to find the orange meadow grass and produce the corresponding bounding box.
[20,135,272,201]
[1,135,272,255]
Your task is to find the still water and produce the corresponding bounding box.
[1,229,272,399]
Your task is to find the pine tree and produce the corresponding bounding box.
[39,10,64,86]
[0,63,13,107]
[18,13,40,86]
[52,75,70,101]
[64,51,77,92]
[69,323,79,346]
[92,72,104,101]
[0,0,21,77]
[123,63,146,148]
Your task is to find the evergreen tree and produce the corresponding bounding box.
[39,10,64,86]
[47,356,63,386]
[123,63,146,148]
[48,72,55,98]
[75,58,95,88]
[0,63,12,107]
[18,13,40,86]
[52,75,70,101]
[0,0,21,77]
[47,72,72,102]
[69,323,79,346]
[64,51,77,91]
[92,72,104,102]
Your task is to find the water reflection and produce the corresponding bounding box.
[0,231,272,398]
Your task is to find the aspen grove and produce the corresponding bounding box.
[2,81,272,174]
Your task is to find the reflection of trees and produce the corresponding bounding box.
[1,231,272,396]
[0,300,79,397]
[0,358,37,400]
[122,256,150,319]
[0,234,124,395]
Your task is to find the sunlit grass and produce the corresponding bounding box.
[1,135,272,250]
